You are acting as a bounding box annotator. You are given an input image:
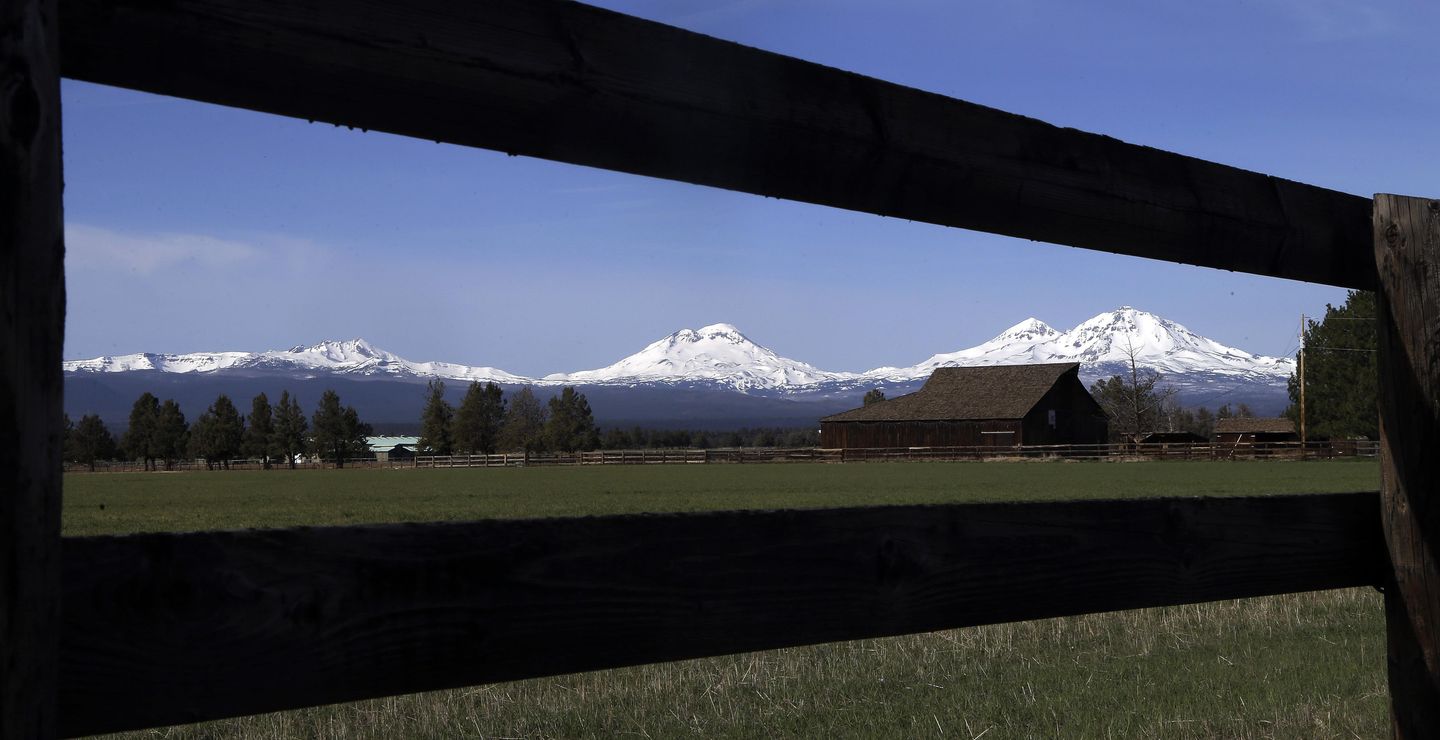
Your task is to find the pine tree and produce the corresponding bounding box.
[190,394,244,469]
[1285,291,1377,439]
[153,399,190,470]
[417,380,455,455]
[189,412,217,470]
[62,413,75,465]
[70,414,116,471]
[244,393,276,468]
[545,386,598,452]
[453,381,506,455]
[122,392,161,471]
[311,389,372,468]
[272,391,309,469]
[500,386,548,454]
[862,388,886,406]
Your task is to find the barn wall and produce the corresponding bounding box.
[1021,377,1109,446]
[820,420,1022,448]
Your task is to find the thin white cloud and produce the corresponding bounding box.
[65,224,262,274]
[1263,0,1397,42]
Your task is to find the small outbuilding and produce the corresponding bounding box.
[1138,431,1209,444]
[366,435,421,462]
[819,363,1108,449]
[1212,418,1298,447]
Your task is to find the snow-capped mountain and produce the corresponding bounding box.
[65,338,527,384]
[545,323,855,390]
[63,308,1294,397]
[64,309,1299,424]
[862,307,1293,384]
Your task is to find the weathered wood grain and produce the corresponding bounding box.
[56,0,1374,289]
[1,0,65,735]
[1373,194,1440,737]
[59,493,1383,737]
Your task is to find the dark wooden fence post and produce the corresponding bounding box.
[1,0,64,735]
[1373,194,1440,736]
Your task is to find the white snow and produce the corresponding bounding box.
[62,339,527,383]
[547,323,857,390]
[62,308,1294,390]
[862,307,1294,382]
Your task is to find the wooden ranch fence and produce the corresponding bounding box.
[60,440,1380,473]
[408,440,1380,467]
[3,0,1436,736]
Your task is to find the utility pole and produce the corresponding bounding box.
[1298,314,1306,444]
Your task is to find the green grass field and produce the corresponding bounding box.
[70,460,1387,738]
[64,459,1381,536]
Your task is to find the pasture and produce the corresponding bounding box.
[64,459,1380,535]
[68,460,1387,737]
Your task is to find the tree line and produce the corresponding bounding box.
[65,389,372,470]
[418,380,821,455]
[65,381,828,471]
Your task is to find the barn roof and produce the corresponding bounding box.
[821,363,1083,423]
[1212,417,1296,435]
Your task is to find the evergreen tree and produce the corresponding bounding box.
[545,386,599,452]
[62,413,75,464]
[153,399,190,470]
[1285,291,1377,439]
[417,380,455,455]
[311,389,372,467]
[500,386,548,453]
[70,414,116,471]
[244,393,276,468]
[602,427,632,450]
[862,388,886,406]
[191,395,244,469]
[122,392,161,471]
[453,381,506,455]
[272,391,309,469]
[189,413,217,470]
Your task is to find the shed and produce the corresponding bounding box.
[1212,418,1298,446]
[820,363,1108,448]
[367,436,421,462]
[1138,431,1209,444]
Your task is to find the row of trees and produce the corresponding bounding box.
[417,381,599,455]
[1087,372,1257,442]
[114,389,371,470]
[417,381,824,455]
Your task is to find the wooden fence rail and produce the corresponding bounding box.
[59,441,1381,474]
[57,492,1385,737]
[406,441,1377,468]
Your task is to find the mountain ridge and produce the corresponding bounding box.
[65,308,1294,393]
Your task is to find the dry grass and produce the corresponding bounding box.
[117,589,1385,739]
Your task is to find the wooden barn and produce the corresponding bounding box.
[820,363,1108,449]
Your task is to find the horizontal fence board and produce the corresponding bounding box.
[60,492,1383,736]
[57,0,1373,289]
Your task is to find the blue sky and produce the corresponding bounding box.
[62,0,1438,376]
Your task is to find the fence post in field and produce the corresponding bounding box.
[1374,194,1440,735]
[1,0,63,734]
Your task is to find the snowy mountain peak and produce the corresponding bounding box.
[289,338,394,363]
[864,306,1292,382]
[697,322,744,336]
[994,318,1060,342]
[63,309,1295,396]
[549,324,849,390]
